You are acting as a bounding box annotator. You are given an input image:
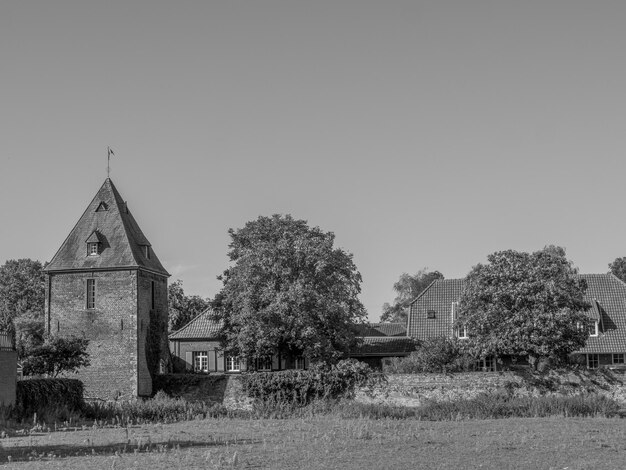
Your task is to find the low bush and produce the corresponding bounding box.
[13,378,84,422]
[384,337,475,373]
[242,359,384,406]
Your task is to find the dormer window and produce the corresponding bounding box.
[589,321,599,337]
[86,230,104,256]
[143,245,151,259]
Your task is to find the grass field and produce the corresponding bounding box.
[1,416,625,469]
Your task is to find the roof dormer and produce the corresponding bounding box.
[86,230,104,256]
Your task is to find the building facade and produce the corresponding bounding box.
[44,178,170,399]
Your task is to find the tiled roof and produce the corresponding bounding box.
[355,322,406,337]
[169,309,222,340]
[577,274,626,354]
[45,178,169,276]
[407,274,626,354]
[349,337,416,356]
[407,279,464,340]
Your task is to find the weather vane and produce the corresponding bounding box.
[107,146,115,178]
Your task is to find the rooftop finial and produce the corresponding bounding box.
[107,146,115,178]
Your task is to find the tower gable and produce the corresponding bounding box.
[44,178,169,276]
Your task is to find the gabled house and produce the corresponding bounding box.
[168,309,309,373]
[44,178,170,399]
[348,323,416,369]
[0,332,17,406]
[407,274,626,369]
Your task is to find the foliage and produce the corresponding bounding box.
[380,269,444,323]
[167,279,210,332]
[84,391,230,423]
[608,256,626,283]
[22,336,90,377]
[241,359,383,406]
[383,337,475,373]
[212,214,367,363]
[0,259,46,357]
[14,378,84,421]
[458,246,591,369]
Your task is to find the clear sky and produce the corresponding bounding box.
[2,1,626,321]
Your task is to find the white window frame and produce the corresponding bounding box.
[589,321,599,337]
[452,302,468,339]
[87,242,99,256]
[226,356,241,372]
[587,353,599,369]
[477,356,496,372]
[193,351,208,373]
[295,356,306,370]
[86,279,96,309]
[612,353,624,365]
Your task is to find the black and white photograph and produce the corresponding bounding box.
[2,1,626,468]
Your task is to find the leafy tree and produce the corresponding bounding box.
[22,336,90,377]
[168,279,210,332]
[0,259,46,356]
[380,269,444,323]
[457,247,591,370]
[609,257,626,283]
[212,214,367,363]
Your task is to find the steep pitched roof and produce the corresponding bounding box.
[169,309,222,340]
[407,274,626,354]
[45,178,169,276]
[354,322,407,337]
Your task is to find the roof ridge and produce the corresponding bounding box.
[169,307,214,338]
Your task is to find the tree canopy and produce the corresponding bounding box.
[212,214,367,363]
[22,336,90,377]
[0,259,46,356]
[457,246,591,369]
[168,279,211,332]
[380,269,444,323]
[609,257,626,283]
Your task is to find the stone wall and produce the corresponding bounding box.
[0,350,17,406]
[356,370,626,406]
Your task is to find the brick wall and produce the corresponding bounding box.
[137,270,169,396]
[47,270,138,399]
[0,350,17,406]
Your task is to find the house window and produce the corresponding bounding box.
[255,356,272,371]
[87,242,99,256]
[587,354,599,369]
[427,310,436,319]
[226,356,241,372]
[295,356,306,370]
[144,245,151,259]
[86,279,96,309]
[193,351,208,372]
[589,321,599,337]
[612,354,624,365]
[456,324,468,339]
[477,356,495,372]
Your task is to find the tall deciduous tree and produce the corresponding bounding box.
[0,259,46,356]
[168,280,211,332]
[212,214,367,363]
[380,269,444,323]
[457,247,591,369]
[22,336,90,377]
[609,257,626,283]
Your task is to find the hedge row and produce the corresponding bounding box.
[15,378,85,419]
[241,359,384,406]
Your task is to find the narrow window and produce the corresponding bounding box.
[589,321,599,337]
[144,245,151,259]
[193,351,208,372]
[295,356,306,370]
[86,279,96,309]
[151,281,155,310]
[587,354,599,369]
[87,242,99,256]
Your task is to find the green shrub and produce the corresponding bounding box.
[241,359,384,406]
[384,337,475,373]
[14,378,84,422]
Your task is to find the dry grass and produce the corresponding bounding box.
[1,415,625,469]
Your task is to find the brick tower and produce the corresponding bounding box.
[44,178,170,399]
